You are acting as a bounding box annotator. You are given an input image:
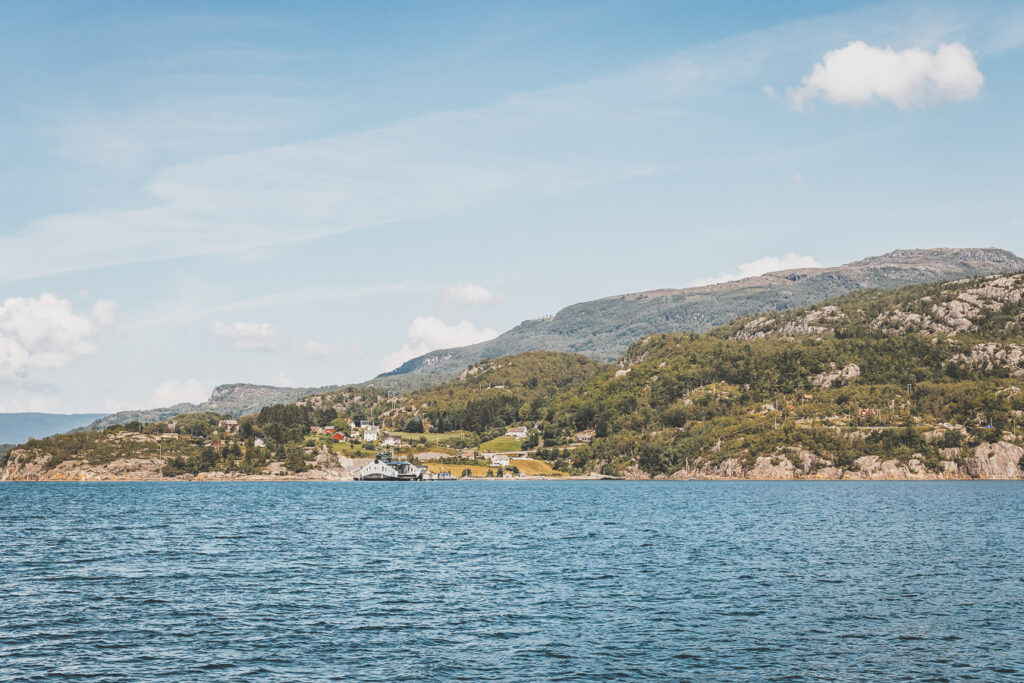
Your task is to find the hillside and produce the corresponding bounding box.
[85,383,340,430]
[370,351,606,433]
[0,413,105,444]
[8,272,1024,481]
[339,271,1024,480]
[370,248,1024,392]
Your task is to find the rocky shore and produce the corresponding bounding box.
[641,440,1024,481]
[4,440,1022,482]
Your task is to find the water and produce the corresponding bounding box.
[1,482,1022,682]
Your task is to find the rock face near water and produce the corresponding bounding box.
[643,442,1023,481]
[0,446,361,482]
[965,441,1024,479]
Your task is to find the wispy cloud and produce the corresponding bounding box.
[210,321,286,351]
[205,282,430,314]
[0,22,770,284]
[441,283,497,306]
[211,320,362,359]
[294,341,362,358]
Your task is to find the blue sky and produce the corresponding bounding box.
[1,0,1022,412]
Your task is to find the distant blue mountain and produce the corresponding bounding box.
[0,413,105,445]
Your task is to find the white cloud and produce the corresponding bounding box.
[0,294,117,383]
[790,41,983,110]
[151,378,212,407]
[690,253,823,287]
[441,283,497,306]
[380,316,499,372]
[211,320,285,351]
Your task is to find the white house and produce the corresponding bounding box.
[219,419,239,433]
[490,454,511,467]
[575,429,596,443]
[254,437,266,449]
[505,426,529,439]
[363,425,380,442]
[382,434,403,448]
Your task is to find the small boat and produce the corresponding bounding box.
[355,451,425,481]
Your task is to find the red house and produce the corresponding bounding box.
[332,432,346,442]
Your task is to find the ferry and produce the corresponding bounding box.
[355,451,426,481]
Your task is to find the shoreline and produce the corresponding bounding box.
[3,476,1021,483]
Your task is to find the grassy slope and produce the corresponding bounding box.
[478,435,523,452]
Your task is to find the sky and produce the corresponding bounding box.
[1,0,1022,413]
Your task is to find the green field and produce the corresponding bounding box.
[389,430,475,447]
[477,435,523,452]
[427,458,564,478]
[326,440,379,457]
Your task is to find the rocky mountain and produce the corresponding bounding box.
[370,248,1024,392]
[380,270,1024,480]
[85,383,339,431]
[7,270,1024,482]
[0,413,105,444]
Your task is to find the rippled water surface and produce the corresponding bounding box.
[2,482,1023,681]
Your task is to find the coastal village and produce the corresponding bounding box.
[305,420,566,481]
[0,408,581,481]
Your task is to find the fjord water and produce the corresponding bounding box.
[2,482,1022,681]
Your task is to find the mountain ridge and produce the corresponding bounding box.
[85,383,339,431]
[369,247,1024,392]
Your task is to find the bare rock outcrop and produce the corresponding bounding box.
[950,343,1024,376]
[735,306,846,340]
[873,274,1024,337]
[810,363,861,388]
[966,441,1024,479]
[745,455,798,479]
[1,450,166,481]
[845,456,913,480]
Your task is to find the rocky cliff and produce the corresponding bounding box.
[643,441,1024,481]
